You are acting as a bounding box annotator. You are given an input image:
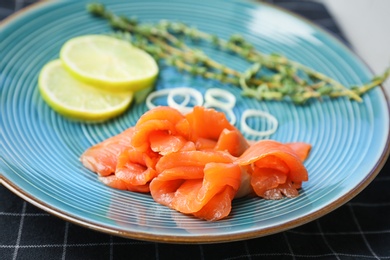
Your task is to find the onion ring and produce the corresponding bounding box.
[167,90,191,108]
[240,109,278,137]
[167,87,204,114]
[204,88,236,109]
[145,88,172,110]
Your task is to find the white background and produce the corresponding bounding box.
[317,0,390,97]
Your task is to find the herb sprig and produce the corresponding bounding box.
[87,3,389,104]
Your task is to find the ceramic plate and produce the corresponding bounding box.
[1,0,389,243]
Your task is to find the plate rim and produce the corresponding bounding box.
[1,0,390,244]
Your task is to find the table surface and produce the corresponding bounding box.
[1,0,390,259]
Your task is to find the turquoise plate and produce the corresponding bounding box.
[1,0,389,243]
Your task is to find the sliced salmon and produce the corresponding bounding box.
[98,175,128,190]
[193,186,237,221]
[185,106,235,141]
[236,140,309,199]
[98,175,150,193]
[174,117,191,140]
[130,119,177,151]
[115,147,159,189]
[150,157,241,221]
[285,142,312,161]
[195,138,218,151]
[214,128,250,157]
[155,150,234,173]
[135,106,184,126]
[131,106,188,151]
[149,131,188,155]
[171,162,241,212]
[80,106,312,221]
[80,127,135,176]
[149,166,204,206]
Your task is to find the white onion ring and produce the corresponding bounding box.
[204,88,236,109]
[145,88,172,110]
[167,90,191,108]
[240,109,278,137]
[204,102,237,125]
[167,87,204,114]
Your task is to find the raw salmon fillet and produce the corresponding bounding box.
[150,150,241,221]
[236,140,311,199]
[80,106,312,220]
[80,127,135,177]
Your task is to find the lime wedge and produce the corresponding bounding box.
[38,59,133,121]
[59,34,158,92]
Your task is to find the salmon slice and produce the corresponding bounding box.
[155,150,234,173]
[135,106,184,126]
[149,131,188,155]
[174,118,191,140]
[149,166,205,206]
[98,175,150,193]
[285,142,312,161]
[98,175,128,190]
[115,147,159,188]
[80,127,135,176]
[150,160,241,221]
[131,119,177,150]
[236,140,309,199]
[195,138,218,151]
[131,107,188,150]
[214,128,250,157]
[178,141,197,152]
[80,106,313,221]
[260,180,301,199]
[171,162,241,213]
[250,167,288,199]
[193,186,237,221]
[185,106,235,141]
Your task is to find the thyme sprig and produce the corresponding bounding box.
[87,3,389,104]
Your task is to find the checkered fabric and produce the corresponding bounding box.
[1,1,389,259]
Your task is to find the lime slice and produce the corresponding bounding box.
[38,59,133,121]
[59,34,158,92]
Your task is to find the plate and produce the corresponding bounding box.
[1,0,389,243]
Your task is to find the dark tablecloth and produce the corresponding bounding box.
[1,0,389,259]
